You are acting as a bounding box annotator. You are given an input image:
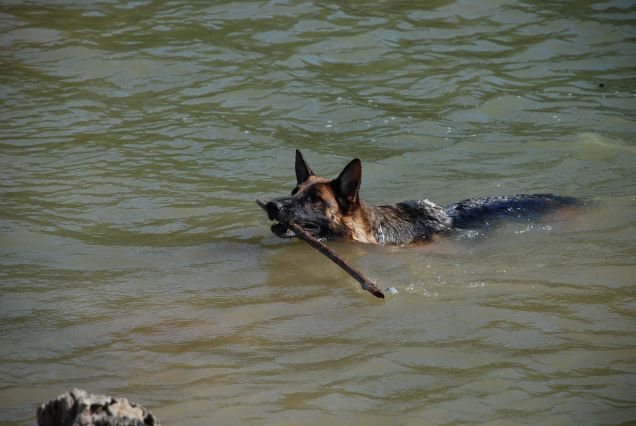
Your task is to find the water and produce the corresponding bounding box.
[1,1,635,424]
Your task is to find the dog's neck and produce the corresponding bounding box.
[357,200,452,245]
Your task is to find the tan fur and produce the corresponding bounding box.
[308,184,369,242]
[300,183,375,243]
[340,206,377,244]
[298,176,330,188]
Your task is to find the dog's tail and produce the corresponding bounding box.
[445,193,583,229]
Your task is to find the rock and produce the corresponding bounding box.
[37,388,159,426]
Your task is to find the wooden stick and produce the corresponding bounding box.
[257,200,384,299]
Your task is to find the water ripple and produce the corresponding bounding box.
[2,1,636,424]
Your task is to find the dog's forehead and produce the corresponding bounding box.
[307,175,330,184]
[297,175,330,190]
[295,176,337,200]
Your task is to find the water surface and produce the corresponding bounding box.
[1,1,635,424]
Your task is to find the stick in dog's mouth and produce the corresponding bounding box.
[256,199,384,299]
[255,198,268,210]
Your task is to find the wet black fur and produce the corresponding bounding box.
[363,200,452,245]
[446,194,582,229]
[358,194,581,245]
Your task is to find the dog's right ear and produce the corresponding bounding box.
[295,149,314,185]
[332,158,362,207]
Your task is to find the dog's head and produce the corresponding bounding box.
[264,150,362,239]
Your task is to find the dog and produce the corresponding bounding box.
[263,150,580,245]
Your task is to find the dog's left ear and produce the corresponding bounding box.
[332,158,362,206]
[295,149,314,185]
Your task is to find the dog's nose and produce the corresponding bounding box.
[265,200,282,220]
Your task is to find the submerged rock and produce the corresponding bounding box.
[37,388,159,426]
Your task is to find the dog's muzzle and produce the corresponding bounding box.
[265,199,284,221]
[258,198,325,239]
[261,198,296,238]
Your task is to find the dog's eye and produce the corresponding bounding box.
[307,194,320,204]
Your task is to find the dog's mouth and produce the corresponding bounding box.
[271,221,321,238]
[257,199,327,239]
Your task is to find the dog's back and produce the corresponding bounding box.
[445,193,582,230]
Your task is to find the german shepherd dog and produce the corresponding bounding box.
[263,150,580,245]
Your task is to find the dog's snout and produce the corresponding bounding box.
[265,200,283,221]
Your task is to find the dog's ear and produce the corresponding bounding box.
[332,158,361,206]
[295,149,314,185]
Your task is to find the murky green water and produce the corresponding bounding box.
[2,1,636,424]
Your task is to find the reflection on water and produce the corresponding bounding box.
[1,1,635,424]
